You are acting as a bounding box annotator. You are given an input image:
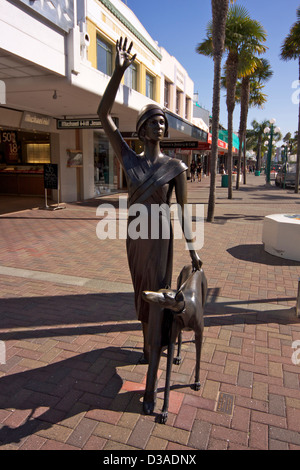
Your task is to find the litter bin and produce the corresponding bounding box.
[255,170,260,176]
[221,174,229,187]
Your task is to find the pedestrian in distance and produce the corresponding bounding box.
[190,160,196,182]
[197,162,202,182]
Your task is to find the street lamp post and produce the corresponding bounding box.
[264,118,280,185]
[281,143,288,189]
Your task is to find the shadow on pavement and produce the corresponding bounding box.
[0,288,299,446]
[0,292,137,339]
[227,243,300,266]
[214,213,265,224]
[0,346,144,445]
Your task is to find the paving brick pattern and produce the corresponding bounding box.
[0,174,299,450]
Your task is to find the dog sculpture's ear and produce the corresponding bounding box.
[175,290,184,303]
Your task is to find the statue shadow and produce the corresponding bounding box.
[0,291,146,446]
[0,346,148,446]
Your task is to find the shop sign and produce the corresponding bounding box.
[0,130,19,163]
[44,164,58,190]
[208,133,228,150]
[57,117,119,130]
[160,141,199,149]
[196,142,211,150]
[21,112,52,131]
[57,119,103,130]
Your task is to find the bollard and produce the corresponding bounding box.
[297,278,300,318]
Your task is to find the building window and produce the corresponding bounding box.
[97,37,113,76]
[124,62,137,90]
[185,97,190,120]
[146,72,154,99]
[164,80,170,108]
[176,89,181,115]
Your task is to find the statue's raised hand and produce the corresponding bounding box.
[116,37,136,72]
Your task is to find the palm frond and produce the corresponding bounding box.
[280,13,300,61]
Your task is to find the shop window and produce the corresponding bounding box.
[26,143,51,164]
[94,133,110,186]
[97,36,113,76]
[146,72,154,99]
[124,62,138,90]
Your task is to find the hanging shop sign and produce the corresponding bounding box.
[57,117,118,130]
[160,141,199,149]
[57,118,103,130]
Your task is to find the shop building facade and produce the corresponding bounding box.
[0,0,208,202]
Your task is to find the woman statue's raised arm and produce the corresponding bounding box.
[97,37,136,163]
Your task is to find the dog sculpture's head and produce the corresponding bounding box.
[142,288,184,313]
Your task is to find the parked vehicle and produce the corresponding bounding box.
[275,163,300,188]
[270,163,282,179]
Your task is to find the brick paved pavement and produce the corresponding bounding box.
[0,174,299,450]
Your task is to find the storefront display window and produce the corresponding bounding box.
[26,143,50,164]
[0,129,51,195]
[94,132,110,192]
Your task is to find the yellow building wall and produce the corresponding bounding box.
[86,18,160,103]
[87,19,97,69]
[155,76,160,103]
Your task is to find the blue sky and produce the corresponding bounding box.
[126,0,300,144]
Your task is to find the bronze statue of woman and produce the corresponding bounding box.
[98,37,202,412]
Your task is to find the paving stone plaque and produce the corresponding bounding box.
[216,392,234,415]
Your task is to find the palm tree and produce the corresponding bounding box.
[247,119,269,171]
[206,0,229,222]
[247,119,281,171]
[197,5,267,200]
[280,7,300,193]
[235,58,273,188]
[283,131,298,155]
[223,7,266,198]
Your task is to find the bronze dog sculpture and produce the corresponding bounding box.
[142,264,207,424]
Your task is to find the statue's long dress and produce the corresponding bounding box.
[121,139,187,347]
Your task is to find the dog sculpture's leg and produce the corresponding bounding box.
[174,331,182,365]
[143,346,162,415]
[160,339,175,424]
[193,330,202,391]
